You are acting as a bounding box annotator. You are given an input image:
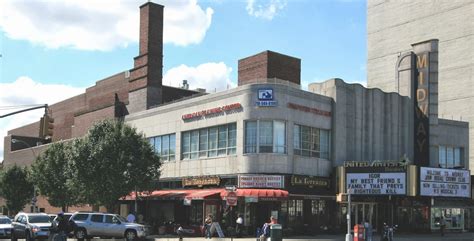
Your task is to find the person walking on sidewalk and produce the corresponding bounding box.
[440,216,446,236]
[235,214,244,238]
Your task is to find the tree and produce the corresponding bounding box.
[0,165,34,214]
[31,142,78,211]
[69,119,161,210]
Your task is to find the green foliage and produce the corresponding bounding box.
[31,142,78,211]
[69,119,161,208]
[0,165,34,213]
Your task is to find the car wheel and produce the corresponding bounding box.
[125,230,137,241]
[75,228,87,241]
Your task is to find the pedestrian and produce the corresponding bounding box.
[55,212,69,241]
[204,214,213,239]
[127,212,136,223]
[259,216,275,241]
[363,219,372,241]
[235,214,243,237]
[440,216,446,236]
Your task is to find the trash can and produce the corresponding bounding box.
[270,224,282,241]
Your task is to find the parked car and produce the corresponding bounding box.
[0,215,13,238]
[11,212,52,241]
[70,212,146,241]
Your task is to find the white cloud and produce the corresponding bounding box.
[0,0,213,51]
[0,77,85,160]
[246,0,287,20]
[163,62,234,92]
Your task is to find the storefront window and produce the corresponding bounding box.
[149,133,176,162]
[288,200,303,224]
[439,145,463,168]
[244,120,287,154]
[294,124,330,159]
[181,123,237,160]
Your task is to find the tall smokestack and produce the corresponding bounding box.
[128,2,164,113]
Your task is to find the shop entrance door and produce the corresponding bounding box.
[351,203,377,230]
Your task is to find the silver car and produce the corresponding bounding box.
[0,216,13,238]
[70,212,146,241]
[11,213,52,241]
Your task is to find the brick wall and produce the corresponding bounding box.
[238,50,301,86]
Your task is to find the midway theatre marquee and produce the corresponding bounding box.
[343,160,408,195]
[420,167,471,198]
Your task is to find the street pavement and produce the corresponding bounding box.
[2,233,474,241]
[147,232,474,241]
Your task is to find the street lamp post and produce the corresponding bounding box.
[125,162,138,215]
[11,138,38,213]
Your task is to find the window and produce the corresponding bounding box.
[149,134,176,162]
[91,215,104,223]
[294,124,330,159]
[104,215,114,224]
[181,123,237,160]
[245,121,257,153]
[72,214,88,221]
[439,145,463,168]
[244,120,287,154]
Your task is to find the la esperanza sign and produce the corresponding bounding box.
[420,167,470,198]
[346,173,406,195]
[238,175,284,189]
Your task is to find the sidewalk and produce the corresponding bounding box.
[147,232,474,241]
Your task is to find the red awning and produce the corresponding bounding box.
[124,189,224,200]
[221,189,288,200]
[124,188,288,201]
[185,189,223,200]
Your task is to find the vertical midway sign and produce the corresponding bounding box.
[414,52,430,166]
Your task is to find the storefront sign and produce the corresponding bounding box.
[290,175,330,188]
[344,157,409,172]
[287,102,331,117]
[414,52,430,167]
[182,176,220,187]
[256,88,277,107]
[238,175,284,188]
[346,173,406,195]
[182,103,242,121]
[420,167,470,198]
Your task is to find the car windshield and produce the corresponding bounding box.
[0,218,11,224]
[28,215,51,223]
[116,215,127,223]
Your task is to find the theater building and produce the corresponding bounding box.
[2,1,471,235]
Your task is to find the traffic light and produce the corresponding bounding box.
[39,114,54,139]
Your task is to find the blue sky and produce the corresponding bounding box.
[0,0,366,158]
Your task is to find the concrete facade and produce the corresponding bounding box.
[367,0,474,169]
[126,82,333,179]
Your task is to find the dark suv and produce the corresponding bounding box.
[70,212,146,241]
[11,213,52,241]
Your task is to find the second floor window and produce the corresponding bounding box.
[245,120,286,154]
[182,123,237,160]
[294,124,330,159]
[439,146,463,168]
[149,134,176,162]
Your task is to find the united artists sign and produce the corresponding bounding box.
[414,52,430,167]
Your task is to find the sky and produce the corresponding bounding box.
[0,0,367,159]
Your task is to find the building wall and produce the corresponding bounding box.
[437,119,470,168]
[310,78,414,166]
[126,83,333,178]
[367,0,474,168]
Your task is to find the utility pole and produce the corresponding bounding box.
[346,189,352,241]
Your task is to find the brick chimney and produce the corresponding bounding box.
[128,2,164,113]
[238,50,301,86]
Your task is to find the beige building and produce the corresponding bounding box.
[367,0,474,169]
